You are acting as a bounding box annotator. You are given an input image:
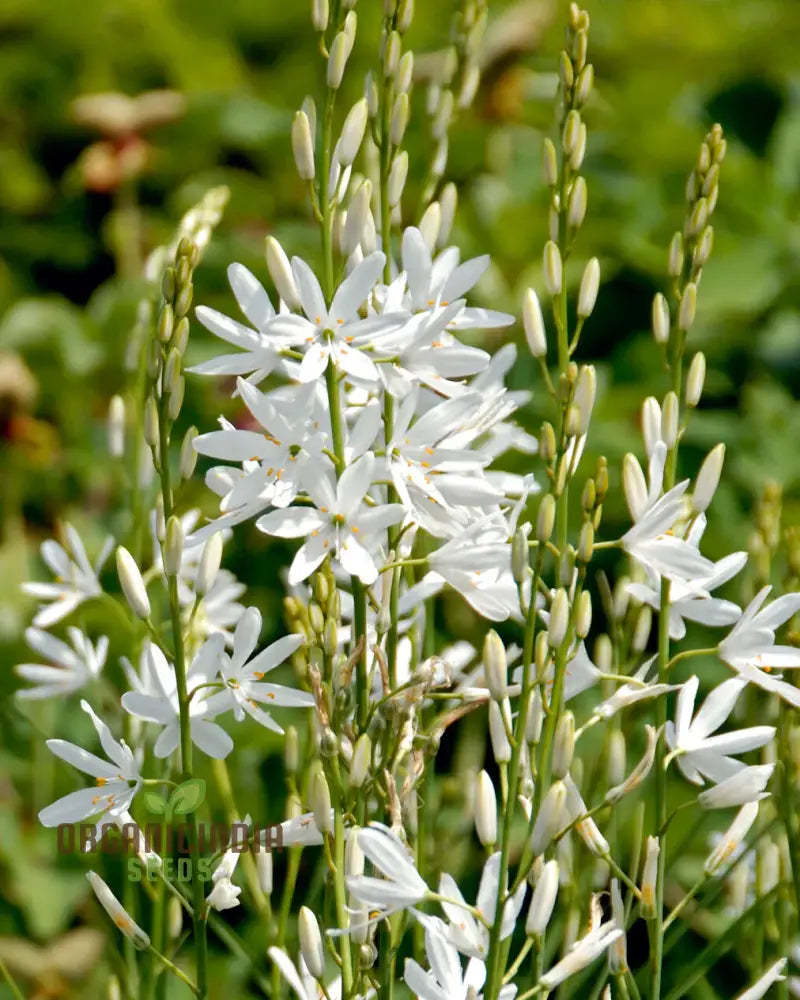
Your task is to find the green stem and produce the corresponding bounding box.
[0,955,25,1000]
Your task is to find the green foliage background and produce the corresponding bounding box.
[1,0,799,996]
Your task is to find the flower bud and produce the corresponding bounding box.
[345,827,364,877]
[548,589,570,649]
[575,589,592,639]
[543,241,562,296]
[527,688,544,744]
[640,836,660,918]
[106,394,125,458]
[608,879,627,973]
[167,896,183,940]
[686,351,706,407]
[668,231,684,279]
[523,288,547,357]
[383,30,401,77]
[574,364,596,434]
[475,770,497,847]
[350,734,371,788]
[164,516,184,577]
[327,32,349,89]
[390,91,409,146]
[489,700,511,763]
[299,906,325,980]
[418,202,441,250]
[632,605,652,653]
[695,225,714,269]
[540,422,556,462]
[678,282,697,331]
[577,257,599,318]
[537,494,556,543]
[567,176,587,230]
[651,293,670,344]
[687,196,708,237]
[693,442,725,513]
[459,65,480,109]
[661,391,679,449]
[559,49,574,90]
[570,122,587,171]
[553,712,575,779]
[284,726,299,774]
[256,850,273,895]
[116,547,150,619]
[395,50,414,94]
[705,801,759,876]
[563,110,581,157]
[438,182,457,246]
[526,859,559,936]
[180,426,198,479]
[575,63,593,106]
[607,731,626,787]
[623,453,647,522]
[312,0,328,30]
[157,302,174,343]
[292,111,315,180]
[343,180,372,255]
[483,630,507,700]
[312,770,332,835]
[542,138,558,186]
[87,871,150,950]
[265,237,301,309]
[338,99,369,166]
[530,781,567,856]
[173,316,189,355]
[577,522,594,564]
[195,531,223,596]
[388,151,409,207]
[512,528,529,585]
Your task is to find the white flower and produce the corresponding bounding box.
[539,921,622,990]
[22,523,113,627]
[257,453,404,586]
[346,823,430,917]
[15,626,108,699]
[436,852,526,960]
[734,959,787,1000]
[121,637,234,759]
[718,586,800,707]
[207,817,250,912]
[666,675,774,785]
[86,871,150,949]
[221,607,312,732]
[620,443,714,583]
[698,763,774,809]
[39,700,141,827]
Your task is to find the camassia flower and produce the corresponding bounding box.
[39,700,141,826]
[121,635,234,759]
[666,675,774,785]
[22,523,113,627]
[257,453,404,586]
[15,626,108,699]
[220,607,312,732]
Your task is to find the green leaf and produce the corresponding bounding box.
[169,778,206,816]
[142,789,167,815]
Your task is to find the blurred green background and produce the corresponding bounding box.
[2,0,800,996]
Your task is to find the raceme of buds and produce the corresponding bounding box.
[686,351,706,407]
[552,711,575,779]
[299,906,325,980]
[526,859,559,937]
[652,293,670,344]
[543,241,563,296]
[291,111,315,180]
[116,546,150,619]
[474,770,497,847]
[483,630,507,700]
[693,443,725,513]
[641,836,660,918]
[523,288,547,357]
[577,257,600,318]
[195,532,223,596]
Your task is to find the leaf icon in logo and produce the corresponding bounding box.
[143,789,167,816]
[168,778,206,816]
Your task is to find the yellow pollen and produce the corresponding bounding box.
[441,300,449,306]
[267,467,274,476]
[253,672,264,680]
[352,526,359,533]
[345,335,354,343]
[96,777,107,787]
[311,529,319,537]
[324,540,329,548]
[421,461,430,468]
[425,447,434,455]
[337,318,344,324]
[314,316,321,324]
[92,795,102,805]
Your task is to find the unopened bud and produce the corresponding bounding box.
[173,316,189,355]
[577,521,594,564]
[438,182,457,245]
[266,237,301,309]
[116,547,150,619]
[608,879,627,973]
[632,605,652,653]
[548,589,570,649]
[523,288,547,357]
[686,352,706,407]
[567,176,587,230]
[641,836,660,918]
[705,801,759,876]
[292,111,316,180]
[537,494,556,543]
[623,453,647,521]
[542,138,558,186]
[695,225,714,269]
[388,151,409,208]
[607,731,626,787]
[693,443,725,513]
[180,426,198,479]
[345,827,364,877]
[390,92,409,146]
[158,303,174,343]
[343,180,372,255]
[575,589,592,639]
[530,780,567,856]
[338,99,368,166]
[540,423,556,462]
[661,391,679,449]
[475,770,497,847]
[483,630,507,700]
[559,51,574,91]
[459,65,480,109]
[575,63,593,106]
[543,241,563,296]
[527,688,544,744]
[396,51,414,93]
[574,365,596,434]
[527,859,559,936]
[256,850,273,895]
[652,293,670,344]
[577,257,599,318]
[383,31,401,77]
[327,33,349,89]
[569,122,587,171]
[365,72,379,118]
[668,232,684,279]
[174,283,192,320]
[488,700,511,763]
[195,532,223,596]
[418,202,441,250]
[284,726,299,774]
[108,395,125,457]
[312,770,332,835]
[164,516,184,577]
[167,376,184,421]
[553,712,575,779]
[350,734,371,788]
[299,906,325,980]
[687,197,708,237]
[512,528,529,585]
